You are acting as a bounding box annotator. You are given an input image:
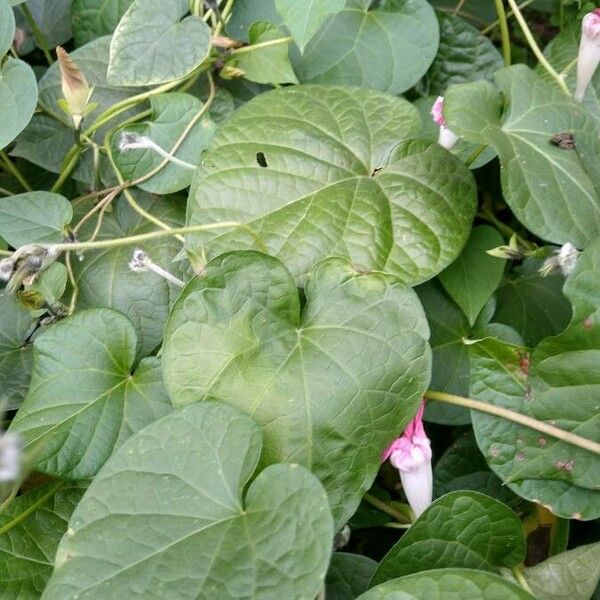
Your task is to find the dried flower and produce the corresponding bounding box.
[0,432,23,483]
[0,245,60,294]
[56,46,94,129]
[540,242,579,276]
[575,9,600,101]
[431,96,459,150]
[118,131,195,170]
[382,401,432,518]
[129,248,184,287]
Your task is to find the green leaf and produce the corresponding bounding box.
[226,0,283,42]
[188,85,477,285]
[107,0,211,86]
[15,0,72,48]
[492,257,572,347]
[434,431,517,504]
[9,309,173,479]
[519,542,600,600]
[43,402,334,600]
[274,0,345,52]
[0,192,72,247]
[417,280,471,425]
[0,0,15,56]
[422,12,503,96]
[0,482,85,599]
[72,0,134,46]
[0,58,38,150]
[0,292,34,410]
[358,568,535,599]
[235,21,298,85]
[293,0,439,94]
[371,491,525,586]
[12,36,141,183]
[563,238,600,323]
[27,262,68,308]
[469,335,600,520]
[112,93,216,194]
[326,553,378,600]
[439,226,505,326]
[163,252,431,526]
[73,193,185,357]
[444,66,600,247]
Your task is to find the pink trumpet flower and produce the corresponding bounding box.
[382,401,433,518]
[431,96,459,150]
[575,9,600,101]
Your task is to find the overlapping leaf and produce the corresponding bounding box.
[72,0,134,46]
[163,251,431,526]
[9,309,172,479]
[326,553,377,600]
[445,65,600,247]
[188,84,477,285]
[43,403,333,600]
[0,0,15,56]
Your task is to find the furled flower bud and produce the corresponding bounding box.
[382,401,432,518]
[575,9,600,101]
[56,46,93,129]
[0,432,23,483]
[486,233,527,261]
[431,96,459,150]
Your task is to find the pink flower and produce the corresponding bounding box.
[383,401,433,518]
[575,9,600,101]
[430,96,459,150]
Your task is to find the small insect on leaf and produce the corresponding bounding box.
[550,132,575,150]
[256,152,268,168]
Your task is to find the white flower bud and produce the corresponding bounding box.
[575,10,600,101]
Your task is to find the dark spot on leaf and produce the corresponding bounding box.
[583,318,593,329]
[519,353,530,376]
[371,167,382,177]
[256,152,268,168]
[550,132,575,149]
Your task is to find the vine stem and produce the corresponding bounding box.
[0,185,16,196]
[363,493,412,524]
[0,151,32,191]
[19,4,53,66]
[504,0,570,95]
[425,390,600,455]
[214,0,235,35]
[230,37,294,55]
[493,0,511,66]
[512,566,533,594]
[481,0,537,34]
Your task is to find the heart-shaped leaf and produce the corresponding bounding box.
[358,568,534,599]
[9,309,173,479]
[0,0,15,56]
[42,402,334,600]
[326,553,377,600]
[108,0,211,86]
[0,292,34,410]
[112,93,216,194]
[469,335,600,520]
[73,193,185,357]
[0,482,85,599]
[275,0,345,52]
[72,0,134,46]
[371,491,525,585]
[444,66,600,247]
[0,192,72,247]
[163,251,431,526]
[293,0,439,94]
[0,58,38,150]
[188,84,477,285]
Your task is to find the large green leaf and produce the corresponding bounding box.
[163,252,431,526]
[439,225,504,326]
[326,553,378,600]
[188,85,477,285]
[235,22,298,85]
[112,93,216,194]
[0,292,34,410]
[469,335,600,520]
[492,257,572,347]
[563,237,600,323]
[43,402,334,600]
[0,482,85,599]
[0,0,15,56]
[371,491,525,585]
[9,309,172,479]
[444,66,600,247]
[275,0,345,52]
[0,59,37,150]
[421,12,503,96]
[0,192,72,247]
[292,0,439,94]
[73,193,185,357]
[15,0,72,48]
[107,0,211,86]
[358,569,534,599]
[12,36,140,183]
[226,0,283,41]
[72,0,134,46]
